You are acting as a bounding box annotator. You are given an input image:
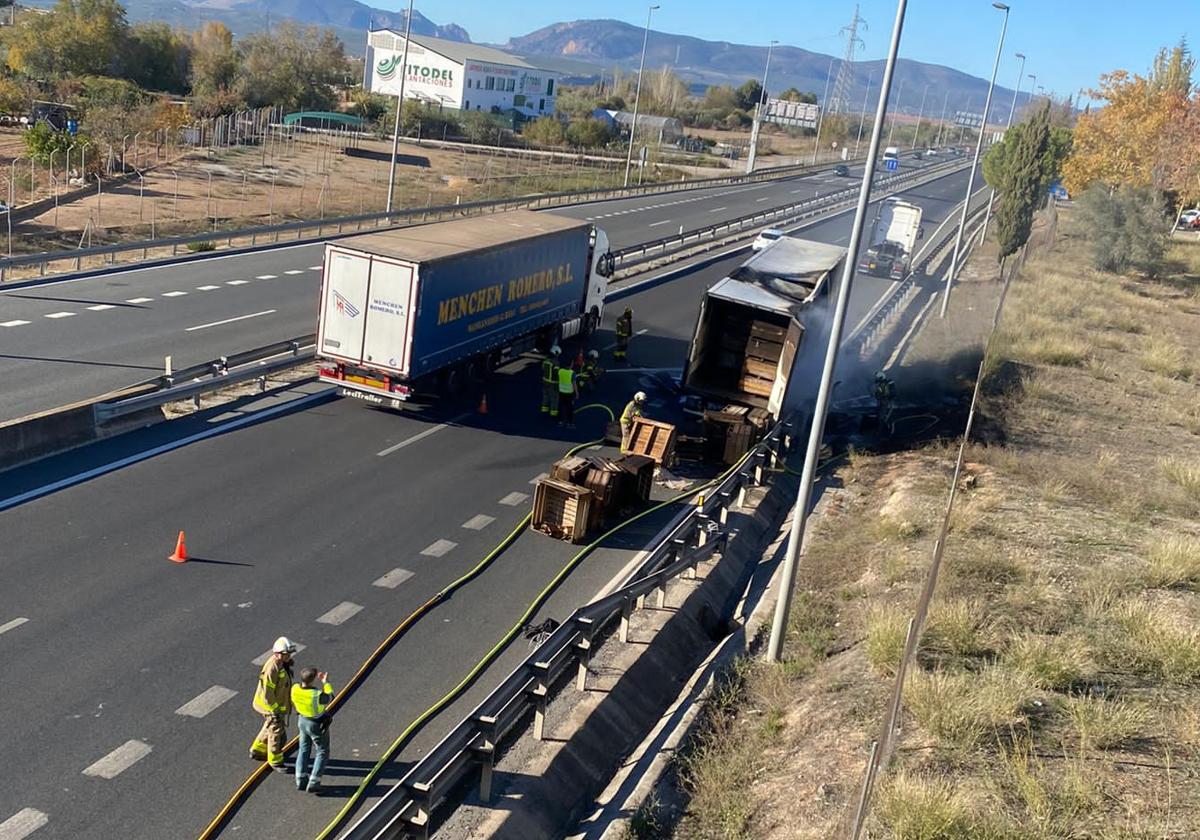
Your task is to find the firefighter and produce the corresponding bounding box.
[542,345,561,416]
[614,306,633,360]
[579,350,603,389]
[872,372,896,431]
[250,636,296,772]
[291,667,334,793]
[620,391,647,452]
[557,362,579,428]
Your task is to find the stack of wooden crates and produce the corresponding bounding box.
[703,404,772,465]
[532,454,656,543]
[738,319,787,400]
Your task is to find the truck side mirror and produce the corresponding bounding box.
[918,227,925,240]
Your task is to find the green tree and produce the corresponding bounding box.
[6,0,129,78]
[190,21,239,106]
[1151,37,1195,97]
[1076,184,1171,275]
[565,117,611,148]
[22,120,74,163]
[348,89,389,123]
[0,76,35,117]
[992,101,1051,260]
[702,85,739,113]
[236,23,347,111]
[778,87,816,104]
[127,22,190,93]
[523,116,565,146]
[735,79,764,111]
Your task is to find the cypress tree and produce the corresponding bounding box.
[994,102,1051,260]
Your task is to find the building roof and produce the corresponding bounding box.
[605,110,682,129]
[369,29,555,74]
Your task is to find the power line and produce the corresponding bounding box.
[829,4,867,114]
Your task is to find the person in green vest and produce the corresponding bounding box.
[557,363,579,428]
[291,667,334,794]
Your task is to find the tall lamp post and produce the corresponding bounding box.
[853,69,874,158]
[745,40,778,174]
[623,4,660,187]
[1027,74,1037,106]
[940,1,1009,318]
[384,0,415,214]
[981,51,1026,240]
[767,0,912,662]
[910,83,929,149]
[886,79,905,146]
[811,57,835,165]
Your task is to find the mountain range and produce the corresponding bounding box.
[24,0,1032,120]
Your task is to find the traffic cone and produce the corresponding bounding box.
[477,393,489,415]
[168,531,188,563]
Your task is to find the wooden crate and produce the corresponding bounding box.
[723,422,754,464]
[550,455,591,484]
[616,454,655,504]
[741,357,778,380]
[738,374,775,398]
[750,320,788,342]
[745,336,783,363]
[746,407,772,432]
[583,461,623,530]
[627,417,677,466]
[531,478,593,543]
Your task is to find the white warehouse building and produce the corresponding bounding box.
[364,29,560,118]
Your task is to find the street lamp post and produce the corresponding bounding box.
[934,90,949,147]
[623,4,660,187]
[767,0,912,663]
[745,40,778,174]
[385,0,416,214]
[981,51,1026,240]
[1027,74,1037,107]
[911,84,929,149]
[941,2,1010,318]
[854,69,874,158]
[811,57,835,165]
[886,79,905,146]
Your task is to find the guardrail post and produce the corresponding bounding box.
[530,663,550,741]
[753,451,766,485]
[618,595,633,644]
[575,616,595,691]
[718,489,733,525]
[473,716,498,802]
[696,511,711,548]
[403,786,432,840]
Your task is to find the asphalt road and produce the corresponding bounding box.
[0,164,979,840]
[0,154,946,422]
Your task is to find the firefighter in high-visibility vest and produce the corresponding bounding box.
[614,306,633,360]
[579,350,603,389]
[557,363,579,428]
[620,391,647,452]
[250,636,296,772]
[542,345,561,416]
[291,666,334,793]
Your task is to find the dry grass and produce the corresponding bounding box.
[1139,337,1193,379]
[874,773,977,839]
[1004,632,1093,691]
[1103,602,1200,683]
[1159,455,1200,500]
[1143,534,1200,589]
[904,666,1037,750]
[1067,695,1150,749]
[865,603,910,677]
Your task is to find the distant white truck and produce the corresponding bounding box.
[857,198,924,280]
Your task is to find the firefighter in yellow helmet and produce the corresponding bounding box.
[620,391,647,453]
[250,636,296,772]
[614,306,633,360]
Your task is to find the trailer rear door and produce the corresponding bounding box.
[360,257,416,375]
[318,246,371,364]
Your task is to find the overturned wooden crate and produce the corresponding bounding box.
[616,454,655,505]
[627,417,677,466]
[582,459,624,531]
[550,454,591,484]
[532,478,593,543]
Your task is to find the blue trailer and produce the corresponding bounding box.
[317,210,612,407]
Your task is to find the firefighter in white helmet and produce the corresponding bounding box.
[620,391,648,453]
[250,636,296,772]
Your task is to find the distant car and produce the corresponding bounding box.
[912,151,923,160]
[925,148,938,156]
[751,228,786,251]
[1178,209,1200,229]
[834,164,850,176]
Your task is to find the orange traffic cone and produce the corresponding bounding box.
[168,531,188,563]
[477,393,489,414]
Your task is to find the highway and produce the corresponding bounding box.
[0,164,979,839]
[0,156,942,422]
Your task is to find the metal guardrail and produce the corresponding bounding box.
[608,158,968,272]
[0,156,865,281]
[94,334,316,422]
[341,421,794,840]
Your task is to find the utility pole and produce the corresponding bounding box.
[941,2,1010,318]
[385,0,415,214]
[910,84,929,149]
[981,51,1025,241]
[853,69,874,158]
[767,0,910,663]
[745,40,778,174]
[933,90,949,147]
[886,79,905,146]
[811,57,835,165]
[623,4,660,187]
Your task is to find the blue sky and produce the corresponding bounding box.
[384,0,1194,100]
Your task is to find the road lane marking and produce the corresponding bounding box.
[161,291,188,297]
[185,309,277,332]
[372,567,415,589]
[196,285,221,291]
[255,274,277,280]
[529,472,549,485]
[600,328,648,351]
[499,492,529,506]
[284,269,304,275]
[756,197,770,202]
[44,311,75,319]
[125,297,153,304]
[708,206,728,212]
[175,685,238,718]
[308,265,322,270]
[252,643,307,666]
[461,514,495,530]
[0,617,29,636]
[0,320,30,327]
[317,601,364,625]
[376,413,469,456]
[0,808,48,840]
[82,740,152,779]
[86,304,116,311]
[421,539,457,557]
[227,280,249,285]
[648,219,672,227]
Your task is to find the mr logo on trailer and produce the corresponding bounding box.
[334,290,361,318]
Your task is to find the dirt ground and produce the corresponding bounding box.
[657,212,1200,839]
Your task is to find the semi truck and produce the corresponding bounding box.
[681,237,847,419]
[317,210,612,407]
[857,198,923,279]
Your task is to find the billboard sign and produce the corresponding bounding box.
[953,111,984,128]
[762,98,820,129]
[364,37,464,106]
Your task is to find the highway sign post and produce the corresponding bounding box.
[885,157,898,171]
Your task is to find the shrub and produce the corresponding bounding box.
[1076,184,1171,276]
[1104,603,1200,683]
[186,241,216,252]
[865,603,909,676]
[1144,534,1200,589]
[523,116,566,147]
[923,598,991,659]
[875,773,976,839]
[1005,632,1092,690]
[1139,338,1192,379]
[1159,456,1200,500]
[905,667,1036,749]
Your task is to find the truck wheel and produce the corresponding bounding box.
[441,365,464,396]
[466,356,487,383]
[582,308,600,337]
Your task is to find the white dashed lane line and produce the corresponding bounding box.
[0,807,49,840]
[175,685,238,718]
[86,304,116,311]
[82,740,152,779]
[196,285,221,291]
[499,492,529,506]
[308,265,322,270]
[185,309,276,332]
[316,601,364,625]
[0,617,29,635]
[648,219,672,227]
[227,280,249,286]
[372,567,415,589]
[284,269,304,275]
[708,206,728,213]
[161,291,188,297]
[461,514,495,530]
[421,539,457,558]
[125,297,153,304]
[0,320,30,327]
[255,274,277,280]
[44,312,75,319]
